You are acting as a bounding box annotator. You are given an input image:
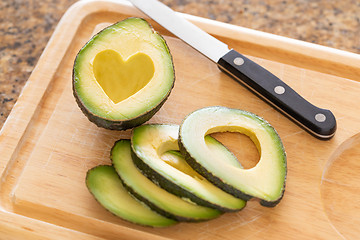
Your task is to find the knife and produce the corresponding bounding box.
[128,0,336,140]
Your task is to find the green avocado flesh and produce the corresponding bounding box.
[111,140,221,222]
[73,18,174,130]
[179,106,287,207]
[85,165,176,227]
[131,124,246,212]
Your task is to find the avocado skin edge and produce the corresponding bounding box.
[72,18,175,131]
[130,147,240,212]
[117,176,219,222]
[73,87,171,130]
[110,141,221,222]
[178,136,286,208]
[85,165,176,227]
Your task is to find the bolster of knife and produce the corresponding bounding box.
[217,49,337,139]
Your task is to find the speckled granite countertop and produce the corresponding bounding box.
[0,0,359,129]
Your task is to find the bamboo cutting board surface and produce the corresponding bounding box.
[1,0,360,239]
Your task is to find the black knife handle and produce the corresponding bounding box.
[218,49,336,140]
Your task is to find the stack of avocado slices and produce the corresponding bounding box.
[86,106,286,227]
[87,124,246,227]
[73,18,286,228]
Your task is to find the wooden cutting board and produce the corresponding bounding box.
[1,0,360,239]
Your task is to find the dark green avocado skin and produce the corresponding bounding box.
[178,138,286,207]
[178,139,252,201]
[73,87,171,130]
[110,140,220,222]
[115,170,215,222]
[130,148,240,212]
[85,165,176,227]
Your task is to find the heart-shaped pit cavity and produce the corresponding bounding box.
[93,49,154,104]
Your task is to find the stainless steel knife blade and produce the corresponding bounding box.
[128,0,229,62]
[128,0,337,139]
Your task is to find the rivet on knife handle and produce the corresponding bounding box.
[217,49,337,139]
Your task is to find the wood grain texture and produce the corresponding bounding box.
[0,0,359,239]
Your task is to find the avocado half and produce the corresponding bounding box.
[73,18,174,130]
[111,139,221,222]
[131,124,246,212]
[86,165,176,227]
[179,106,287,207]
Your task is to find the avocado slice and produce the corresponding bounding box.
[111,140,221,222]
[179,106,287,207]
[131,124,246,212]
[85,165,176,227]
[73,18,174,130]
